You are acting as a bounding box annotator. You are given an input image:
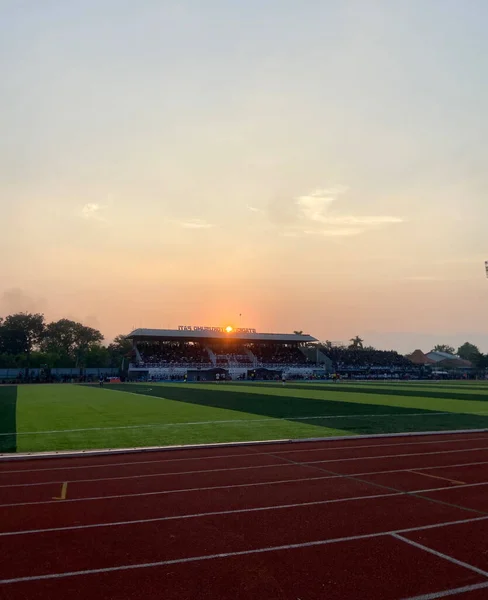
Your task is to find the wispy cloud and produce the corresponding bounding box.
[403,275,445,282]
[293,187,403,237]
[177,219,214,229]
[303,227,363,237]
[247,205,264,213]
[80,203,107,222]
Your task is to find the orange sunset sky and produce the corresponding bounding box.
[2,1,488,353]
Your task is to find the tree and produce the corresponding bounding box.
[349,336,364,350]
[107,334,132,367]
[431,344,456,355]
[84,345,111,368]
[41,319,104,366]
[293,330,304,335]
[474,353,488,370]
[0,313,45,362]
[0,326,28,355]
[457,342,481,363]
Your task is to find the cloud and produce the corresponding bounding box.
[403,275,445,282]
[0,288,47,315]
[247,205,264,213]
[293,187,403,237]
[177,219,214,229]
[303,228,363,237]
[80,203,107,222]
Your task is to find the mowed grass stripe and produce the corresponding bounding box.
[106,384,448,421]
[179,382,488,415]
[226,381,488,403]
[12,381,488,454]
[0,386,17,453]
[15,384,351,452]
[106,384,488,437]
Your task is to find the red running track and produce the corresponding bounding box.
[1,432,488,599]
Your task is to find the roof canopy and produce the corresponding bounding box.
[127,328,317,343]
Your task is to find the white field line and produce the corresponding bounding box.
[401,582,488,600]
[0,411,457,437]
[1,514,488,585]
[392,533,488,578]
[4,434,488,474]
[2,475,487,510]
[3,445,488,488]
[5,428,488,463]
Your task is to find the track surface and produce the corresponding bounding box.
[1,432,488,599]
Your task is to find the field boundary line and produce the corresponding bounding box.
[2,428,488,462]
[1,515,488,585]
[393,533,488,577]
[4,434,488,475]
[4,445,488,488]
[0,412,453,437]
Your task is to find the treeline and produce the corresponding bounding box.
[0,313,131,368]
[432,343,488,369]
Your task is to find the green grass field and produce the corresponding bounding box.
[2,381,488,453]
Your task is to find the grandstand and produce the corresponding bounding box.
[126,327,325,380]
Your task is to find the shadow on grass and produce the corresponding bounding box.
[232,382,488,403]
[100,384,488,436]
[0,386,17,452]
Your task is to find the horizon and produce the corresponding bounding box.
[2,1,488,354]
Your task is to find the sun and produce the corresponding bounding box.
[225,326,233,333]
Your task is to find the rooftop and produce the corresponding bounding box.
[126,328,317,343]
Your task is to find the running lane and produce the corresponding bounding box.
[0,495,472,581]
[0,535,484,600]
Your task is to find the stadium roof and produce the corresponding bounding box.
[126,328,317,343]
[407,350,472,369]
[426,351,460,362]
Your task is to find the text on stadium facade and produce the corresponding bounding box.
[178,326,257,333]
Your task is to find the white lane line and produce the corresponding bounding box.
[0,462,290,488]
[0,475,338,507]
[393,533,488,578]
[401,581,488,600]
[4,434,488,474]
[3,445,488,488]
[0,491,401,536]
[3,458,488,490]
[0,411,452,437]
[408,470,465,486]
[2,476,488,510]
[2,515,488,585]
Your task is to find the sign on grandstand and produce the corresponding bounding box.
[178,326,257,333]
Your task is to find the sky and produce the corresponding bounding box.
[1,0,488,353]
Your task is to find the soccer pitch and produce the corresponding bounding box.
[3,381,488,453]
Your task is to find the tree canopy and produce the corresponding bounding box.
[0,312,127,368]
[456,342,481,362]
[348,336,364,350]
[431,344,456,355]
